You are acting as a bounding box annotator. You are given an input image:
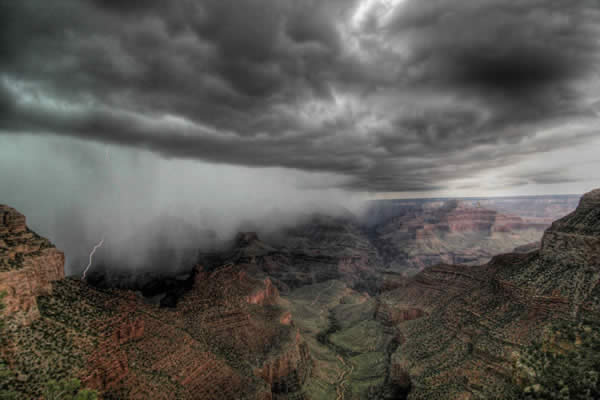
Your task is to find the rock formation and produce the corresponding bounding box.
[0,206,312,399]
[200,213,384,294]
[0,205,64,325]
[0,191,589,399]
[371,199,569,277]
[378,189,600,399]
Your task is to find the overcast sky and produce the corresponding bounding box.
[2,0,600,197]
[2,1,600,273]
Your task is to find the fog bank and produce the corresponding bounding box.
[0,134,366,275]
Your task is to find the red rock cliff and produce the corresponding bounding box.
[0,205,64,325]
[257,330,312,399]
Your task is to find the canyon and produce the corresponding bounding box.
[367,196,579,277]
[1,193,593,399]
[1,208,310,399]
[379,190,600,398]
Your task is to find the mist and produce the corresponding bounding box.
[0,133,367,276]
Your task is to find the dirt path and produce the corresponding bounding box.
[335,354,354,400]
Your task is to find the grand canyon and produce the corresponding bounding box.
[3,1,600,399]
[3,192,597,399]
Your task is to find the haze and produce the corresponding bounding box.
[1,0,600,274]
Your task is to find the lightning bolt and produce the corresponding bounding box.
[82,237,104,280]
[82,146,111,281]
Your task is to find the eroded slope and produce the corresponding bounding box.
[1,206,312,399]
[379,189,600,399]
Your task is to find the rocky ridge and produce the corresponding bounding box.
[372,200,561,277]
[0,206,312,399]
[377,189,600,399]
[201,214,384,294]
[0,205,64,325]
[0,191,588,399]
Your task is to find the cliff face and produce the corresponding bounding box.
[378,189,600,399]
[0,205,64,325]
[374,201,555,277]
[257,330,312,399]
[445,206,498,233]
[508,189,600,315]
[247,277,279,305]
[365,195,579,227]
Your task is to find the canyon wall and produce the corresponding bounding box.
[0,205,64,325]
[379,189,600,399]
[0,206,312,399]
[374,201,558,277]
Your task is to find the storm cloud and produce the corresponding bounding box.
[1,0,600,193]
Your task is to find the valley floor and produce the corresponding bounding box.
[283,280,394,400]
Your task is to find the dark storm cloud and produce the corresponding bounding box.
[1,0,599,192]
[390,1,596,88]
[0,84,14,120]
[385,0,600,122]
[453,48,573,94]
[509,169,583,186]
[91,0,163,13]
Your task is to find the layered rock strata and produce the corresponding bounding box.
[379,189,600,399]
[0,205,64,324]
[1,206,312,399]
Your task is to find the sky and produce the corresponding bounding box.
[1,1,600,272]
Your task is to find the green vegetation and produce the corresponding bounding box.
[346,352,387,397]
[285,281,397,399]
[43,378,98,400]
[285,281,349,399]
[515,319,600,399]
[0,292,17,400]
[0,361,16,400]
[330,320,387,355]
[0,289,99,399]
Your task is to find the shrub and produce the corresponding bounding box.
[0,292,17,400]
[43,378,98,400]
[514,320,600,399]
